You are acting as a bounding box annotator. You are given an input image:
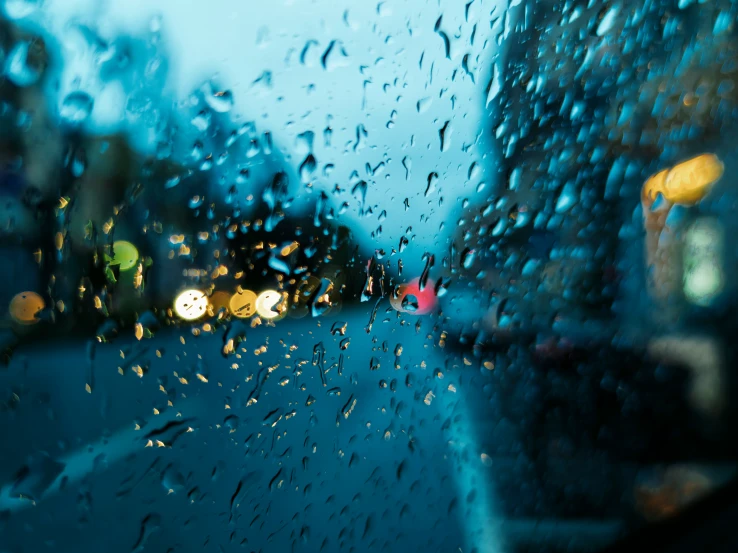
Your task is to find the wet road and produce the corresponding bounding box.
[0,306,505,553]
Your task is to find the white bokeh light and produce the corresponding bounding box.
[255,289,284,320]
[173,289,208,320]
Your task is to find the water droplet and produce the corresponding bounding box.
[425,172,439,197]
[353,124,368,152]
[342,394,357,419]
[188,195,204,209]
[161,464,186,493]
[434,277,451,297]
[434,16,451,58]
[263,407,284,427]
[165,175,181,189]
[224,415,240,432]
[300,39,319,65]
[351,179,368,212]
[10,452,65,501]
[596,3,621,37]
[2,0,42,19]
[132,513,161,552]
[5,41,41,87]
[331,321,347,336]
[314,191,328,227]
[402,156,412,180]
[460,248,476,270]
[307,278,333,317]
[416,97,432,113]
[555,184,578,213]
[485,61,502,106]
[321,40,350,71]
[468,161,481,181]
[251,70,273,94]
[439,121,451,152]
[187,486,202,504]
[191,111,211,131]
[401,294,419,312]
[125,91,152,118]
[60,91,94,124]
[419,253,434,291]
[300,154,317,183]
[201,81,234,113]
[268,252,291,275]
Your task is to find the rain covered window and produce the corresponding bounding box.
[1,0,738,552]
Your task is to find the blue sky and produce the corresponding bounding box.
[11,0,506,275]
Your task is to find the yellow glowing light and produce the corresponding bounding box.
[389,283,409,312]
[229,289,258,318]
[109,240,139,271]
[209,291,231,315]
[642,169,668,202]
[173,289,209,321]
[663,154,723,204]
[646,154,724,205]
[280,241,299,256]
[9,291,44,325]
[255,290,287,320]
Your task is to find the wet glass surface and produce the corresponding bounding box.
[1,0,738,552]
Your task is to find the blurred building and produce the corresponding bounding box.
[442,0,738,537]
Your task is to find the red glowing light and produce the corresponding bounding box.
[390,277,436,315]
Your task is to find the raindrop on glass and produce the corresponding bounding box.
[60,91,94,124]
